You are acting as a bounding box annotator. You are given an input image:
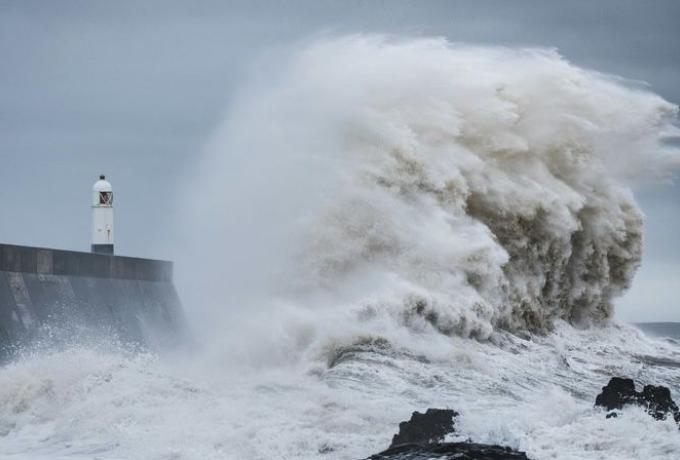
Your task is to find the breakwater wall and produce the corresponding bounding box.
[0,243,187,353]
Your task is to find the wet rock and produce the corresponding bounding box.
[364,408,532,459]
[641,384,680,422]
[368,442,531,459]
[390,409,457,446]
[595,377,639,410]
[595,377,680,424]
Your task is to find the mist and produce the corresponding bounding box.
[175,36,679,364]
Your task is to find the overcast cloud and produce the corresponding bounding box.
[0,0,678,322]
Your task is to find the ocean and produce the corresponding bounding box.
[636,323,680,340]
[0,322,679,459]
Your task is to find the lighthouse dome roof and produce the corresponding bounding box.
[93,175,112,192]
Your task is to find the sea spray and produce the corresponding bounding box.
[184,36,679,350]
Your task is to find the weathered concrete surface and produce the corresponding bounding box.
[0,243,187,354]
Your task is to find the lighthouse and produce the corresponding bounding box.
[91,175,114,255]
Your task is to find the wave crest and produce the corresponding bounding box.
[194,36,678,339]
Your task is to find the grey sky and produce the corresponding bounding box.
[0,0,678,321]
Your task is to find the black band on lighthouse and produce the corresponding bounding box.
[91,244,114,255]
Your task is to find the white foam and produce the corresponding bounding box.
[1,324,679,459]
[182,36,679,347]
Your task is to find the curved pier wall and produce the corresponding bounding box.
[0,243,187,353]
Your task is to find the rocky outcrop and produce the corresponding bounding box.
[364,409,531,460]
[390,409,457,446]
[362,378,680,460]
[368,442,530,459]
[595,377,680,424]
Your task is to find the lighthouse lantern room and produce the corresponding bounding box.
[91,174,114,255]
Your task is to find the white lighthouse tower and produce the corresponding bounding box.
[91,174,114,255]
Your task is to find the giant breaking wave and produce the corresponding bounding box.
[188,36,679,345]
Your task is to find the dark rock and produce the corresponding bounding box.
[595,377,680,424]
[390,409,458,447]
[641,384,680,423]
[595,377,638,410]
[364,408,532,460]
[368,442,530,459]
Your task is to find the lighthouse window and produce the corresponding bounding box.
[99,191,113,205]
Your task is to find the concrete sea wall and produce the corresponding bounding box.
[0,243,187,354]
